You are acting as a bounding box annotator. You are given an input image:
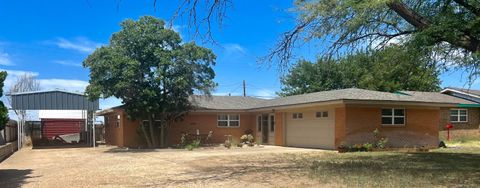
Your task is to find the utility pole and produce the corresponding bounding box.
[243,80,246,97]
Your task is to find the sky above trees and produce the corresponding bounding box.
[0,0,477,111]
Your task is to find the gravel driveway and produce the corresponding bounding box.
[0,146,329,187]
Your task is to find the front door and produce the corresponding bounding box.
[261,114,269,144]
[257,114,275,144]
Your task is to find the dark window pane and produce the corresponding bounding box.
[292,113,297,119]
[218,121,228,127]
[450,116,458,122]
[382,117,392,124]
[230,115,240,120]
[394,109,404,116]
[316,112,322,118]
[298,113,303,118]
[394,117,404,125]
[459,116,467,122]
[450,110,458,116]
[218,115,228,120]
[323,111,329,117]
[382,109,392,116]
[229,121,239,127]
[460,110,467,115]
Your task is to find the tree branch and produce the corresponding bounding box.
[453,0,480,16]
[387,1,430,29]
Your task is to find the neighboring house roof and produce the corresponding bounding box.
[97,88,477,115]
[441,87,480,98]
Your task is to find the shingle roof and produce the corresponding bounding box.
[190,95,267,110]
[249,88,476,109]
[97,88,477,114]
[443,87,480,97]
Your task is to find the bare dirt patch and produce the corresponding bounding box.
[0,146,329,187]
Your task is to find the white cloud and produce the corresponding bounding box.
[99,97,122,110]
[0,52,14,66]
[224,43,247,55]
[252,89,277,99]
[39,79,88,92]
[0,69,88,93]
[51,37,102,53]
[53,60,83,67]
[0,69,40,91]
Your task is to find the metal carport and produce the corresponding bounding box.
[8,90,99,149]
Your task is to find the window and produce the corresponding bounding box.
[217,114,240,127]
[270,115,275,132]
[381,108,405,125]
[316,111,329,118]
[450,109,468,122]
[292,113,303,119]
[115,115,120,128]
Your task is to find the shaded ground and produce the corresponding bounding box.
[1,142,479,187]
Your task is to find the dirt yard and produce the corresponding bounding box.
[0,146,329,187]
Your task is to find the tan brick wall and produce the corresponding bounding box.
[439,108,480,130]
[339,105,439,148]
[334,106,346,148]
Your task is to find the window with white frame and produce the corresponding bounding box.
[217,114,240,127]
[450,109,468,122]
[381,108,405,125]
[292,113,303,119]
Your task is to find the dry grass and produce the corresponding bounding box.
[440,129,480,147]
[287,134,480,188]
[1,135,479,187]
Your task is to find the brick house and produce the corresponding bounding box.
[440,87,480,130]
[97,88,475,149]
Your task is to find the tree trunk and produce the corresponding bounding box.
[148,114,158,148]
[140,122,152,148]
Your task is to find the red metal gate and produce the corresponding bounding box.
[41,119,85,140]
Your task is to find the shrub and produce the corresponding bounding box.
[376,138,388,149]
[240,134,255,146]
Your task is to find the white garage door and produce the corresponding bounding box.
[286,110,335,149]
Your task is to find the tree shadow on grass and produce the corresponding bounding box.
[0,169,37,188]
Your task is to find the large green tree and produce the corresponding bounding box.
[279,46,441,96]
[83,16,216,148]
[267,0,480,73]
[0,71,9,130]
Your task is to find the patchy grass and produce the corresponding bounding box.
[289,142,480,187]
[440,129,480,147]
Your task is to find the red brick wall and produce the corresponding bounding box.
[439,108,480,130]
[169,112,256,145]
[339,105,439,148]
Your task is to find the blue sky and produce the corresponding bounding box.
[0,0,477,111]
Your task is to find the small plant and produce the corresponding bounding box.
[185,144,194,151]
[376,138,388,149]
[240,134,255,146]
[373,128,389,149]
[180,133,187,148]
[363,143,373,151]
[191,139,201,148]
[224,135,233,149]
